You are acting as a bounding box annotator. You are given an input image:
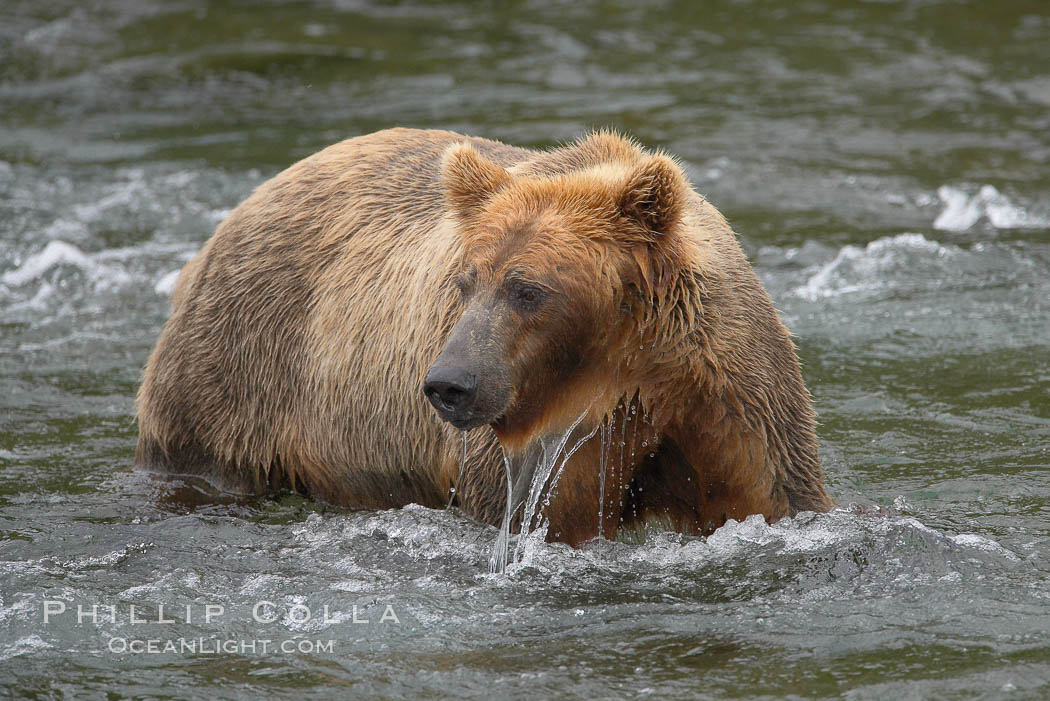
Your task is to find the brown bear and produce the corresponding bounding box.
[136,127,832,547]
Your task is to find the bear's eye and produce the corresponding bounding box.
[510,284,545,311]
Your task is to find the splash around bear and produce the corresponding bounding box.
[136,128,832,546]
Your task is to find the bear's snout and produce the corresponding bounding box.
[423,366,478,427]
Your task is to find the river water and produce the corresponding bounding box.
[2,1,1049,698]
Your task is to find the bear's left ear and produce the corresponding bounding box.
[617,155,688,240]
[442,142,513,221]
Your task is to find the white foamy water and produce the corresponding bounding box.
[153,269,182,296]
[792,233,955,301]
[934,184,1050,232]
[1,240,96,287]
[0,635,52,663]
[0,163,256,328]
[270,502,1027,599]
[0,238,196,321]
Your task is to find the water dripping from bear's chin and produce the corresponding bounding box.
[489,453,515,573]
[447,430,468,509]
[488,406,596,574]
[515,409,598,562]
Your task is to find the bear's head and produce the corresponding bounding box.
[424,137,695,503]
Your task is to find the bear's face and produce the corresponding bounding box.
[426,199,613,440]
[424,142,689,453]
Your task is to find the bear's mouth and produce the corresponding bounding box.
[436,409,505,432]
[447,415,487,431]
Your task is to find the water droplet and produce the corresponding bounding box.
[649,452,656,458]
[641,440,648,447]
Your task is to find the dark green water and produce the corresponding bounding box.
[2,1,1049,698]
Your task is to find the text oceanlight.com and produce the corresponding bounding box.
[107,637,336,654]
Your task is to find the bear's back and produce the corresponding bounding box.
[136,129,527,504]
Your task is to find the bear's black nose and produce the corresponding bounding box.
[423,367,477,418]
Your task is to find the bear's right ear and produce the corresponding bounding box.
[617,154,688,241]
[441,143,513,221]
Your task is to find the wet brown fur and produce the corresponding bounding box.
[136,128,831,545]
